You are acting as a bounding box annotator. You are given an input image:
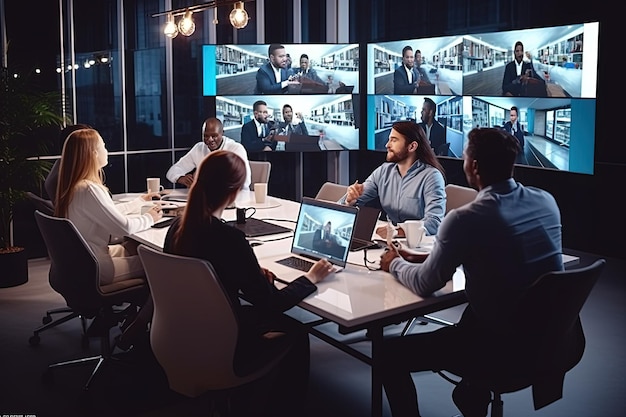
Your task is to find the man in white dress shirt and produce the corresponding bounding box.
[166,117,251,189]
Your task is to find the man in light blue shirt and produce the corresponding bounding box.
[379,127,563,417]
[340,121,446,236]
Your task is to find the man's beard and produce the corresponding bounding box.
[386,148,409,163]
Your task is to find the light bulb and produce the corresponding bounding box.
[164,13,178,38]
[178,9,195,37]
[229,2,249,29]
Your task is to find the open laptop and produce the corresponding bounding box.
[264,197,358,283]
[349,206,382,251]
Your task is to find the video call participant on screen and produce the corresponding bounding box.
[418,98,447,155]
[393,45,419,95]
[503,106,528,165]
[298,53,325,85]
[241,100,277,153]
[414,49,431,85]
[502,41,546,97]
[312,221,344,258]
[254,43,301,94]
[166,117,251,189]
[379,127,563,417]
[340,121,446,237]
[55,128,162,286]
[45,123,92,204]
[279,104,308,135]
[164,150,335,417]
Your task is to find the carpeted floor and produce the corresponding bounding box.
[1,251,624,417]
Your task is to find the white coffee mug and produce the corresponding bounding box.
[254,183,268,204]
[147,177,164,194]
[400,220,426,248]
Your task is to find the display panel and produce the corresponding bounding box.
[217,95,359,151]
[204,43,359,96]
[366,22,599,175]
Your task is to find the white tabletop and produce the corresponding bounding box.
[127,192,578,331]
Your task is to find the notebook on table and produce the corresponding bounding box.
[264,197,358,283]
[349,206,382,251]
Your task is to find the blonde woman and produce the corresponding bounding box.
[55,128,162,285]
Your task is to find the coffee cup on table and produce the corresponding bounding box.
[254,183,268,204]
[147,177,164,194]
[399,220,426,248]
[236,207,256,224]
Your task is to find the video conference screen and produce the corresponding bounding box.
[203,43,360,152]
[366,22,599,175]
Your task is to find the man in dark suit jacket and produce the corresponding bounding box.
[502,41,546,97]
[503,106,528,164]
[393,45,419,95]
[279,104,309,136]
[241,100,277,153]
[418,97,447,155]
[255,44,299,94]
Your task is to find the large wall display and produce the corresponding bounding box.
[366,22,599,175]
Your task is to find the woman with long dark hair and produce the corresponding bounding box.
[164,150,333,417]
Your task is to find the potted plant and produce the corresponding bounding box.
[0,66,64,287]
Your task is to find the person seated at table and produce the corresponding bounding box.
[379,127,563,417]
[166,117,251,189]
[163,150,334,417]
[45,123,92,204]
[339,120,446,237]
[54,128,163,286]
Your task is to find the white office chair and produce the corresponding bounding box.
[444,184,478,214]
[315,181,348,202]
[249,160,271,191]
[137,244,289,413]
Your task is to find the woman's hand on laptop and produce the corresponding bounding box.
[304,259,335,284]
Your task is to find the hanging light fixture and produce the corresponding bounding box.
[178,9,196,37]
[229,2,249,29]
[164,13,179,38]
[153,2,251,38]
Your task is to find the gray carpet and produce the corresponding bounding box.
[1,251,624,417]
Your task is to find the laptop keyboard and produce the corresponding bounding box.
[276,256,314,272]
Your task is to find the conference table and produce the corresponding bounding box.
[122,190,578,417]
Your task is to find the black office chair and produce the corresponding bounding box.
[34,210,149,390]
[438,259,606,417]
[25,192,90,347]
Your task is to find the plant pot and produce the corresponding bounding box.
[0,247,29,288]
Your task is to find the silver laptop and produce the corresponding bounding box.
[266,197,358,283]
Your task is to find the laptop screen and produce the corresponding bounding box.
[291,197,358,267]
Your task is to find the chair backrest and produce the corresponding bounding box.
[137,244,281,397]
[436,142,450,156]
[495,259,606,409]
[26,192,55,216]
[315,181,348,202]
[34,211,145,316]
[249,160,271,190]
[444,184,477,214]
